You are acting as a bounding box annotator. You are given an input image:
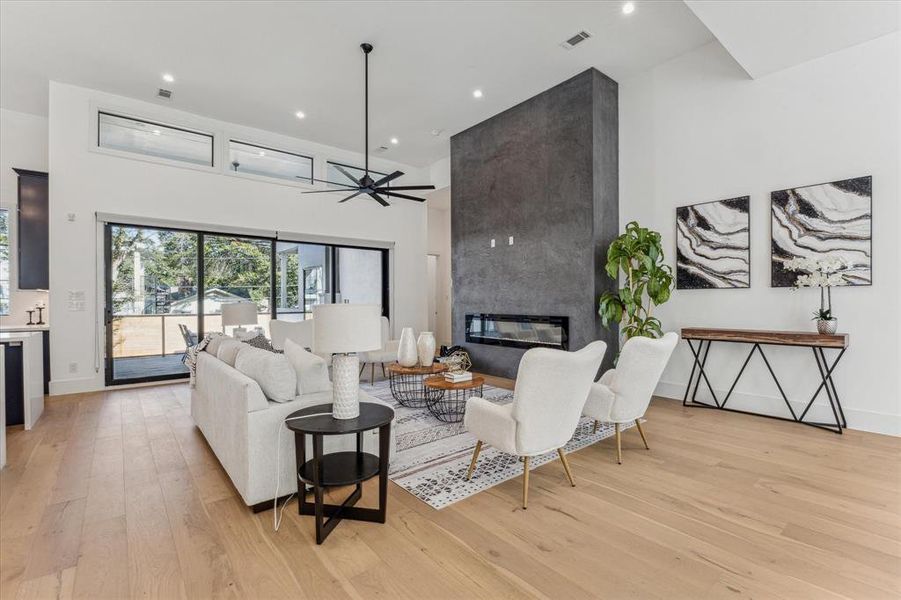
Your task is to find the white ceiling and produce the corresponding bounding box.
[685,0,900,79]
[0,1,714,167]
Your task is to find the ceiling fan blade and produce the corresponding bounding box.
[301,188,363,194]
[299,176,359,188]
[380,185,436,191]
[368,192,390,207]
[371,170,404,188]
[333,165,362,187]
[338,190,365,203]
[377,190,426,202]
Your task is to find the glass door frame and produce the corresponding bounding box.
[104,222,390,386]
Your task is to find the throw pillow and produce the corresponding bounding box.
[205,333,226,356]
[234,346,296,403]
[284,338,332,395]
[242,333,280,353]
[217,338,244,367]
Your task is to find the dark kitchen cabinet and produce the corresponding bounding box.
[13,169,49,290]
[2,342,25,427]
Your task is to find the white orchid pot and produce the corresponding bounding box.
[397,327,418,367]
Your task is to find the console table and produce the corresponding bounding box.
[681,328,848,434]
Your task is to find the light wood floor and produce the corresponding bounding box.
[1,381,899,599]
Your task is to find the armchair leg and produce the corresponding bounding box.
[593,420,599,434]
[466,441,482,480]
[381,363,387,377]
[615,423,622,464]
[359,363,366,377]
[522,456,530,509]
[370,362,375,385]
[557,448,575,487]
[635,419,650,450]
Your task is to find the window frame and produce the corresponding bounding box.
[97,110,216,168]
[0,208,9,316]
[227,139,314,184]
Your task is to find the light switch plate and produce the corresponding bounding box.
[490,238,496,248]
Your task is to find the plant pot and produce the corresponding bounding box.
[397,327,418,367]
[816,318,837,335]
[417,331,436,367]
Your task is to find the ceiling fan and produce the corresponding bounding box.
[301,43,435,207]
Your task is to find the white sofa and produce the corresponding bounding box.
[190,350,395,510]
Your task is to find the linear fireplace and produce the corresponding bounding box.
[465,314,569,351]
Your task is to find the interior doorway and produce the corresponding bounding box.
[427,254,439,335]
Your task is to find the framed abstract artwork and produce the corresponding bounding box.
[771,176,872,287]
[676,196,751,289]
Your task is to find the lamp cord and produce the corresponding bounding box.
[273,412,332,531]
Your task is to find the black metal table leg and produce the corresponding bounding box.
[312,434,325,544]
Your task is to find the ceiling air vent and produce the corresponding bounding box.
[157,88,172,99]
[561,30,592,50]
[374,145,390,153]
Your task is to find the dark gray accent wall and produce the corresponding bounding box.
[450,69,619,378]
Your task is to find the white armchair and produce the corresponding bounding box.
[357,317,399,384]
[464,341,607,509]
[583,332,678,464]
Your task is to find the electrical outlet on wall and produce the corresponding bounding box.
[490,238,496,248]
[508,236,514,245]
[68,362,78,374]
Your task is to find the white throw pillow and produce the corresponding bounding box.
[217,338,244,367]
[205,333,225,356]
[284,338,332,395]
[234,346,297,403]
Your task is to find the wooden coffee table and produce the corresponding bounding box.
[424,375,485,423]
[386,362,448,408]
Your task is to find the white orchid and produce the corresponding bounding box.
[784,255,849,322]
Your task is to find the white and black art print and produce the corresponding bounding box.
[771,176,872,287]
[676,196,750,289]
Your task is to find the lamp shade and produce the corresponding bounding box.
[221,301,258,327]
[313,304,381,355]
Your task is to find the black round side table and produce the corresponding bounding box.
[286,402,394,544]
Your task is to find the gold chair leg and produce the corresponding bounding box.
[557,448,575,487]
[522,456,530,509]
[593,420,599,434]
[466,441,482,480]
[615,423,622,464]
[635,419,650,450]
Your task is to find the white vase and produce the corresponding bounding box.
[417,331,436,367]
[397,327,418,367]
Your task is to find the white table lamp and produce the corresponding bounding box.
[221,301,258,334]
[313,304,381,419]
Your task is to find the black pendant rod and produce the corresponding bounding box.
[361,43,373,178]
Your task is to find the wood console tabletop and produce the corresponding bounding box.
[681,328,848,348]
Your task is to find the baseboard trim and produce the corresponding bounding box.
[655,381,900,437]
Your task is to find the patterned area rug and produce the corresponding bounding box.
[361,379,630,510]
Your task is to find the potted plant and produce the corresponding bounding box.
[784,256,849,335]
[598,221,674,340]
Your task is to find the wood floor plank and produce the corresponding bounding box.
[2,385,898,600]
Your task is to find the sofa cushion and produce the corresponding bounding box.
[217,338,245,367]
[270,319,314,351]
[284,338,332,395]
[205,333,226,356]
[234,346,296,403]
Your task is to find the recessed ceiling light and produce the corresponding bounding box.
[152,129,161,136]
[258,151,266,157]
[472,89,483,99]
[162,73,175,83]
[295,110,306,119]
[390,137,399,145]
[622,2,635,15]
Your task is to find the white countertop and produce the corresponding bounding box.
[0,331,45,343]
[0,324,50,333]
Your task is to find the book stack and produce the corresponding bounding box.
[444,371,473,383]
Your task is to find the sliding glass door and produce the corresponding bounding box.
[105,224,198,384]
[105,223,388,385]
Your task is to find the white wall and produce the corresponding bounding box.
[619,34,900,435]
[427,202,452,346]
[0,108,50,325]
[49,82,429,394]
